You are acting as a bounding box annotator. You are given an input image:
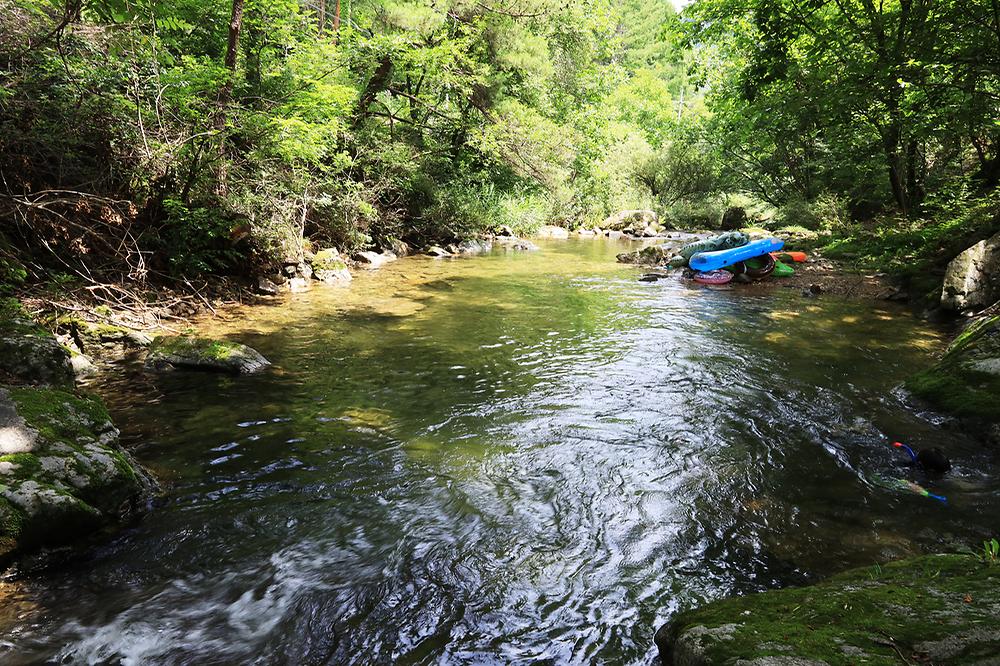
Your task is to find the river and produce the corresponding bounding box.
[2,238,998,665]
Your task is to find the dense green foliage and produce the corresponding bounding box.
[2,0,998,289]
[680,0,1000,231]
[0,0,695,282]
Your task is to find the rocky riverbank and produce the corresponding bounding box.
[0,300,156,567]
[655,553,1000,665]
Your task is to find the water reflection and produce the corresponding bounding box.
[3,239,996,665]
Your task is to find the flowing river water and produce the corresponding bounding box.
[3,238,999,665]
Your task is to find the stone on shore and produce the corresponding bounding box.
[655,554,1000,665]
[941,231,1000,311]
[536,225,570,239]
[145,336,271,374]
[426,245,452,257]
[312,248,352,284]
[0,300,74,387]
[352,250,397,269]
[0,386,156,561]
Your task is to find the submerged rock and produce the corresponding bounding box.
[145,336,271,374]
[655,554,1000,665]
[906,314,1000,423]
[941,231,1000,311]
[0,386,155,562]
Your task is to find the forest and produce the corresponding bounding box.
[2,0,994,296]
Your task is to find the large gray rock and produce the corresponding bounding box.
[385,238,410,257]
[455,239,493,255]
[941,231,1000,311]
[352,250,396,269]
[494,237,539,252]
[145,336,270,374]
[426,245,452,257]
[0,386,155,561]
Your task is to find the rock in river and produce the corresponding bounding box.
[311,248,352,284]
[352,250,397,269]
[0,386,156,562]
[145,336,271,374]
[536,225,570,239]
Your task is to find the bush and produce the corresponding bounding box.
[775,193,850,231]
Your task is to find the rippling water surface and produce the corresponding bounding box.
[3,238,998,665]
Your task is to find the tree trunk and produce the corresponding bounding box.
[333,0,341,42]
[215,0,245,196]
[318,0,326,34]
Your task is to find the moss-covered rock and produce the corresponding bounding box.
[145,336,271,374]
[655,554,1000,665]
[0,299,74,386]
[311,248,352,284]
[0,386,156,562]
[905,315,1000,422]
[617,243,681,265]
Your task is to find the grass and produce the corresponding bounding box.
[820,194,1000,299]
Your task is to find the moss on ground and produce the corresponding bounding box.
[0,453,42,478]
[8,387,111,448]
[820,194,1000,299]
[313,249,348,272]
[149,336,243,361]
[905,315,1000,421]
[658,554,1000,665]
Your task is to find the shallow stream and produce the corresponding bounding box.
[3,239,998,665]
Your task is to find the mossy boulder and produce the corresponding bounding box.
[655,554,1000,665]
[0,298,73,386]
[145,336,271,374]
[905,315,1000,422]
[0,386,156,562]
[311,248,352,284]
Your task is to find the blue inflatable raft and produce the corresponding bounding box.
[689,238,785,272]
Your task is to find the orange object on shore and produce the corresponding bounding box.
[770,251,808,262]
